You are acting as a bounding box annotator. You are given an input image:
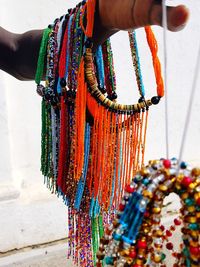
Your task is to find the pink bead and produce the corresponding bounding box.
[174,218,181,226]
[137,240,147,249]
[125,184,135,193]
[163,159,171,169]
[181,176,192,187]
[190,246,200,255]
[132,265,142,267]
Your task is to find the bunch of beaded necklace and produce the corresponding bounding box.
[34,0,164,266]
[96,1,200,267]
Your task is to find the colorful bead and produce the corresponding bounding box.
[166,230,172,237]
[189,246,200,255]
[125,185,135,194]
[163,159,171,168]
[166,242,174,250]
[97,159,200,267]
[174,218,182,226]
[137,240,147,249]
[181,176,193,187]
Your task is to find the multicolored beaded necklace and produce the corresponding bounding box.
[35,0,165,266]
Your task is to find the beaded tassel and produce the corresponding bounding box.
[74,58,87,181]
[35,1,164,266]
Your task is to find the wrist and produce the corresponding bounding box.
[92,0,118,49]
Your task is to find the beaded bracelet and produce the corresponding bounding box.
[97,158,200,267]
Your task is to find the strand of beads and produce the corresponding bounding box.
[35,1,165,266]
[97,159,200,267]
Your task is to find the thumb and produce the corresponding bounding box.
[149,4,189,32]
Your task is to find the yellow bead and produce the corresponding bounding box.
[136,259,143,265]
[177,174,184,182]
[187,217,197,223]
[153,230,163,237]
[159,184,168,192]
[143,190,153,198]
[152,207,161,214]
[189,183,196,190]
[187,206,195,212]
[144,228,150,234]
[191,168,200,177]
[171,177,176,183]
[140,168,150,177]
[190,231,199,239]
[154,254,162,263]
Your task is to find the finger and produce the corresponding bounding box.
[150,4,189,31]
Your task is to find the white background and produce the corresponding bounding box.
[0,0,200,260]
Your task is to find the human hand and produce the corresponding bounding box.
[98,0,189,32]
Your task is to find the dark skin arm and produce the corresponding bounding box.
[0,27,42,80]
[0,0,189,81]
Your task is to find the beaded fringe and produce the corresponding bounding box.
[34,1,164,265]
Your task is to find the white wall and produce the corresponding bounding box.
[0,0,80,254]
[0,0,200,257]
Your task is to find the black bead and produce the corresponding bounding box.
[123,196,129,201]
[138,96,145,103]
[151,96,161,105]
[100,87,107,94]
[60,78,66,87]
[36,84,45,97]
[109,92,118,100]
[152,164,158,170]
[85,38,93,48]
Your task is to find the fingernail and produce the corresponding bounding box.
[174,23,187,32]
